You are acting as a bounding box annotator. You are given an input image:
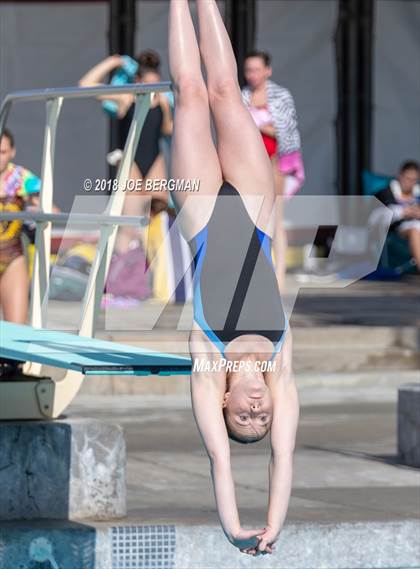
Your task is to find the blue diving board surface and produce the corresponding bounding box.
[0,321,192,376]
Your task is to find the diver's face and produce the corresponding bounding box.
[223,375,273,437]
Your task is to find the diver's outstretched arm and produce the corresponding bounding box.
[191,373,266,550]
[260,332,299,553]
[190,331,266,553]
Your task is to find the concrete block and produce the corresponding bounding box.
[0,418,126,521]
[0,522,97,569]
[398,382,420,467]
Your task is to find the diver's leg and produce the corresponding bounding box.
[169,0,223,239]
[196,0,275,234]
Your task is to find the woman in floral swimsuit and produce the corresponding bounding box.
[0,128,41,324]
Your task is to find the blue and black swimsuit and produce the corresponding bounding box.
[189,181,288,360]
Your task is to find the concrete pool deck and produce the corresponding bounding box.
[2,374,418,568]
[67,375,420,526]
[1,275,419,567]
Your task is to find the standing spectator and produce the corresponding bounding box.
[0,128,39,326]
[375,161,420,270]
[242,51,304,289]
[0,129,47,376]
[79,50,173,254]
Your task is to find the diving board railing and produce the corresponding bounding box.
[0,82,189,420]
[0,81,172,341]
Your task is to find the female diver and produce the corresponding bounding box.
[168,0,300,556]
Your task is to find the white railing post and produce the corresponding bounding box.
[78,92,152,338]
[25,97,63,375]
[29,97,63,331]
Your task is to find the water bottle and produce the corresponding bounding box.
[102,55,139,116]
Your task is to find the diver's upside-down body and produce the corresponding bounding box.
[189,181,287,357]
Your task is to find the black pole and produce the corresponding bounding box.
[225,0,256,87]
[335,3,346,197]
[108,0,135,176]
[109,0,135,73]
[335,0,359,196]
[120,0,136,56]
[335,0,374,196]
[359,0,374,173]
[347,0,360,196]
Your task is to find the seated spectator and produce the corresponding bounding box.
[375,161,420,271]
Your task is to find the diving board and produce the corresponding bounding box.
[0,321,192,376]
[0,321,191,420]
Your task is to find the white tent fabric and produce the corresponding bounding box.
[255,0,338,195]
[373,0,420,176]
[0,1,418,207]
[0,2,108,212]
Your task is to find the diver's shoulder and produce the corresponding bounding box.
[266,329,295,386]
[189,327,218,356]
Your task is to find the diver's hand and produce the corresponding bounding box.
[229,527,266,552]
[239,524,279,555]
[255,524,280,554]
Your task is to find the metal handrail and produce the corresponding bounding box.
[0,211,148,227]
[1,81,172,104]
[0,82,172,130]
